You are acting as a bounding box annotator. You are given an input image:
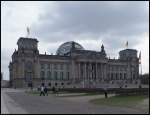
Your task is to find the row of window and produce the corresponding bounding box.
[108,66,127,71]
[108,73,127,80]
[41,63,70,70]
[40,71,70,80]
[39,82,70,87]
[108,73,137,80]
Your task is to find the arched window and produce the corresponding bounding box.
[116,73,118,80]
[48,82,51,87]
[55,82,57,86]
[120,73,122,80]
[60,72,63,80]
[133,74,135,80]
[25,61,33,71]
[40,71,45,80]
[54,64,57,70]
[54,71,58,80]
[47,71,51,80]
[47,64,50,69]
[25,61,33,82]
[60,64,63,70]
[124,73,126,79]
[41,64,45,69]
[111,73,113,80]
[67,72,69,80]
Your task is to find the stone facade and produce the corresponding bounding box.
[9,37,140,88]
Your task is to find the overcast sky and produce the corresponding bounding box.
[1,1,149,80]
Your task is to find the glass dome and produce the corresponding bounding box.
[56,41,84,55]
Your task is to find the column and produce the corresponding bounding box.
[22,60,25,79]
[87,63,88,81]
[104,64,107,81]
[75,63,78,81]
[78,62,80,81]
[87,62,90,88]
[82,62,85,88]
[22,60,26,86]
[90,63,92,80]
[84,62,87,87]
[101,63,103,80]
[104,63,106,81]
[71,60,75,83]
[96,63,98,80]
[103,63,105,81]
[98,63,100,80]
[96,63,97,81]
[88,62,91,81]
[99,63,101,80]
[85,62,87,81]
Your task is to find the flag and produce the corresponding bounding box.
[139,51,141,64]
[125,41,128,48]
[27,27,30,36]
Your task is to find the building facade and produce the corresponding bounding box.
[9,37,140,88]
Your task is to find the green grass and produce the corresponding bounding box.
[25,90,102,97]
[59,92,102,97]
[90,95,148,108]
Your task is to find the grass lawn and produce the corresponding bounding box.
[25,90,103,97]
[58,92,103,97]
[90,95,148,109]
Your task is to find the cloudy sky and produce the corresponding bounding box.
[1,1,149,80]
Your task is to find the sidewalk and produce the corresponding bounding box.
[1,88,28,114]
[1,90,9,114]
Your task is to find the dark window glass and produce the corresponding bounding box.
[47,71,51,80]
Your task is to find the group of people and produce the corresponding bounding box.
[39,84,59,96]
[39,85,108,98]
[40,85,48,96]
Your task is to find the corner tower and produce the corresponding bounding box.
[17,37,39,55]
[9,37,40,88]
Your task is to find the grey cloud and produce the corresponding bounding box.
[31,1,148,48]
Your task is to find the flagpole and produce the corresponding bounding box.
[125,41,128,49]
[139,51,142,84]
[140,51,142,75]
[26,27,30,38]
[141,62,142,74]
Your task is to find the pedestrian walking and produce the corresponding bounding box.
[104,90,108,98]
[104,86,108,98]
[40,85,45,96]
[44,86,48,96]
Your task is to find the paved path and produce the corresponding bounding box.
[1,88,149,114]
[1,88,28,114]
[1,90,9,114]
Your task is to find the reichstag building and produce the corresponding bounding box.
[9,37,140,88]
